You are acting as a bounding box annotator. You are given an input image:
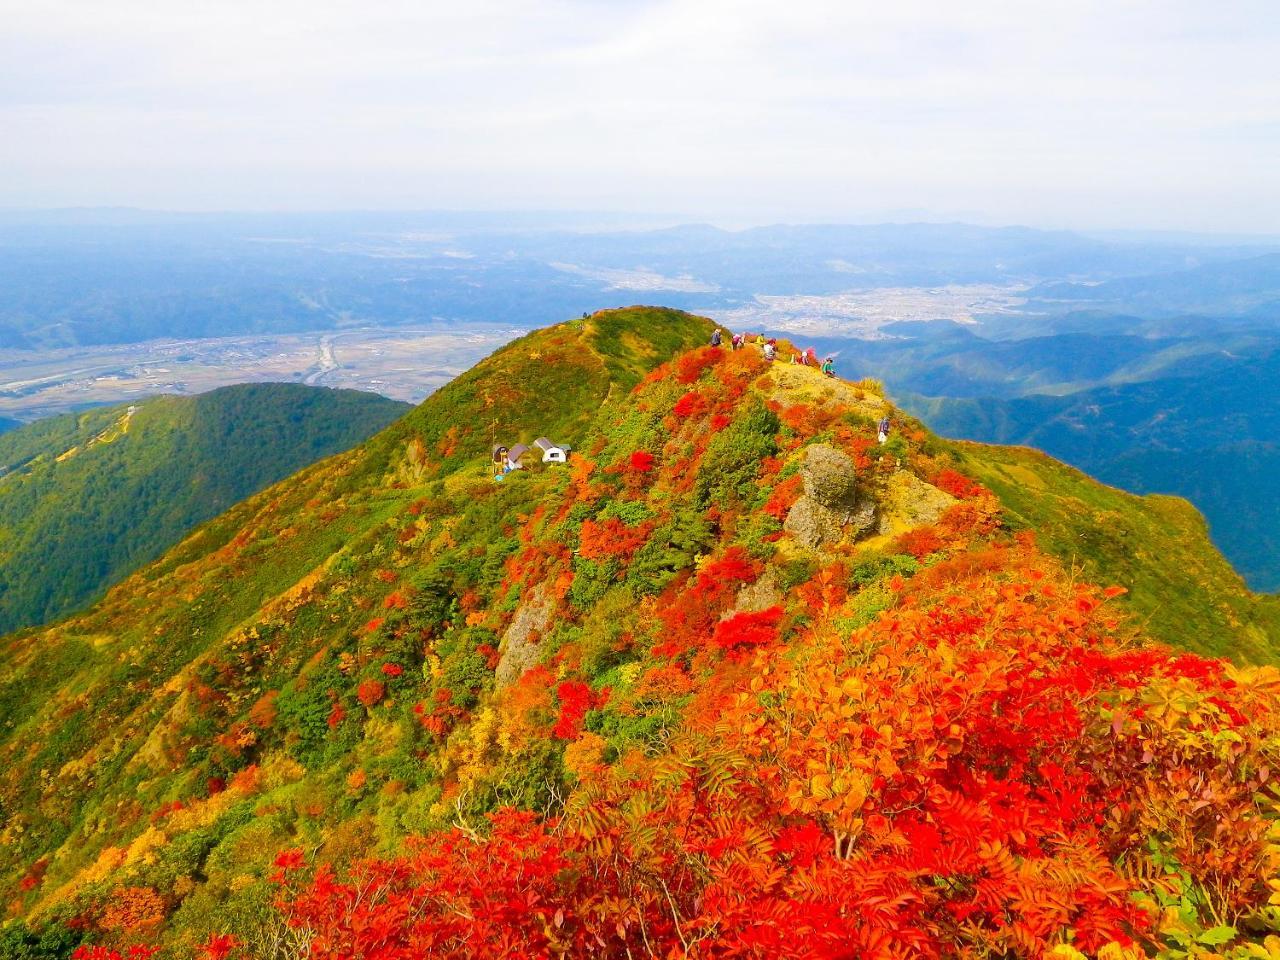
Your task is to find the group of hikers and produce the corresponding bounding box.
[710,328,835,377]
[708,328,893,444]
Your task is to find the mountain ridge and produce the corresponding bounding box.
[2,306,1278,959]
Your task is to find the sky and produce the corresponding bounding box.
[3,0,1278,232]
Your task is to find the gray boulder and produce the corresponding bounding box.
[784,444,877,549]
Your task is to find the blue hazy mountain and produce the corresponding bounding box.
[907,346,1280,591]
[1023,253,1280,319]
[4,211,1279,349]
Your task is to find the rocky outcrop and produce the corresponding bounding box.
[784,444,877,549]
[495,582,556,688]
[734,567,784,613]
[877,470,957,538]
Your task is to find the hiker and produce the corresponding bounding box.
[878,415,891,443]
[731,333,744,350]
[763,341,777,362]
[821,356,835,378]
[710,328,723,348]
[755,334,766,347]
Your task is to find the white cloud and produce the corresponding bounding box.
[1,0,1277,230]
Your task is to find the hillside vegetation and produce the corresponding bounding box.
[0,384,408,633]
[1,308,1279,960]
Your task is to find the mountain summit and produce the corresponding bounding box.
[2,307,1279,959]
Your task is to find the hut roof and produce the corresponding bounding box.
[508,443,530,462]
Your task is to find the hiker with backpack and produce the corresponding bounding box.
[821,356,835,378]
[878,416,891,443]
[710,329,723,347]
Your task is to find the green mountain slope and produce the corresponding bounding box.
[910,347,1280,590]
[0,307,1275,957]
[942,440,1280,663]
[0,384,409,633]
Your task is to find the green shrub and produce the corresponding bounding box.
[695,401,780,506]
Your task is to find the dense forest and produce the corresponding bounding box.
[1,309,1278,959]
[0,384,408,633]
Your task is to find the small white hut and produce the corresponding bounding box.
[533,437,570,463]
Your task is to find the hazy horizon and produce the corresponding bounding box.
[5,205,1280,243]
[5,0,1278,233]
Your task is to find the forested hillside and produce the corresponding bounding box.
[1,308,1279,960]
[0,384,408,633]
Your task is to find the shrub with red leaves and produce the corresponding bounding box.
[357,679,386,708]
[672,389,709,420]
[711,606,784,650]
[553,681,595,739]
[628,450,656,472]
[933,468,985,500]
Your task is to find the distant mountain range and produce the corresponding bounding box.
[907,346,1280,591]
[3,213,1278,349]
[0,382,409,633]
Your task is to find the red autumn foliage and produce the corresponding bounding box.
[933,467,986,500]
[357,679,386,708]
[381,662,404,678]
[711,606,784,650]
[414,690,465,739]
[674,345,723,384]
[627,450,655,472]
[672,389,709,420]
[576,516,654,561]
[895,525,946,559]
[198,934,241,960]
[763,473,804,521]
[246,545,1280,960]
[553,680,595,740]
[654,547,761,658]
[18,857,48,891]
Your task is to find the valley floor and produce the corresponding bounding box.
[0,326,521,421]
